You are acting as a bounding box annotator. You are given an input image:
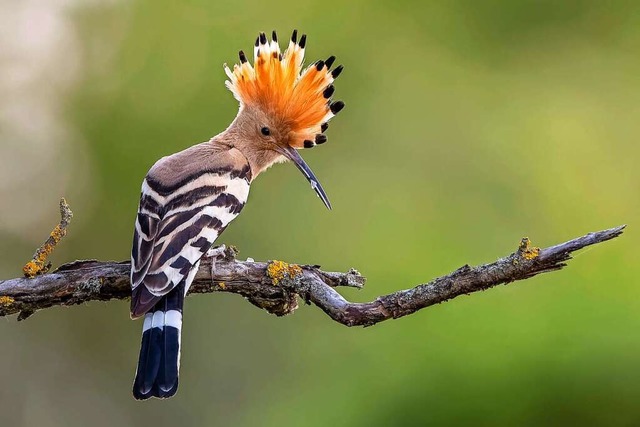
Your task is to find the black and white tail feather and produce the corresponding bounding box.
[133,283,185,399]
[130,144,251,400]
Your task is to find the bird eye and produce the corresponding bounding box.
[261,127,270,136]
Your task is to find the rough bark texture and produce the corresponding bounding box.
[0,226,625,325]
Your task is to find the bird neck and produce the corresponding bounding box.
[212,119,285,181]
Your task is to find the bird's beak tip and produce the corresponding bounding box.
[280,146,332,210]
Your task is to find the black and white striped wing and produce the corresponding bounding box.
[130,169,250,317]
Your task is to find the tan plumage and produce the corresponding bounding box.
[130,30,345,400]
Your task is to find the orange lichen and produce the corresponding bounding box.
[22,261,41,278]
[0,296,14,307]
[519,237,540,260]
[523,247,540,260]
[23,198,72,278]
[22,226,65,277]
[267,260,302,285]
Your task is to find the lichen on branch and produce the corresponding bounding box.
[0,219,625,325]
[23,198,73,277]
[267,260,303,285]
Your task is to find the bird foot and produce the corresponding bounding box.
[206,244,227,275]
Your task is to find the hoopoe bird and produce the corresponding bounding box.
[129,30,344,400]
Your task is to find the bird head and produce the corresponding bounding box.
[224,30,344,210]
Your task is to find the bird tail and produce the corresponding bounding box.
[133,283,185,400]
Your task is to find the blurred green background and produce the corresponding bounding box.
[0,1,637,426]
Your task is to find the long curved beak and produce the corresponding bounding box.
[280,146,332,210]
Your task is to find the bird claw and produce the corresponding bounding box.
[206,244,227,275]
[206,244,227,259]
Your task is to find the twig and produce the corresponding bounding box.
[0,225,625,324]
[22,198,73,278]
[303,226,625,326]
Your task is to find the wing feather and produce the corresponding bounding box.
[130,146,251,318]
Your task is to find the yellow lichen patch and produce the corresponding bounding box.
[218,282,226,290]
[22,261,40,278]
[22,225,67,277]
[23,198,72,278]
[50,224,65,243]
[523,246,540,260]
[267,260,302,285]
[519,237,540,260]
[0,296,14,307]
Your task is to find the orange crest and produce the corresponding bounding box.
[224,30,344,148]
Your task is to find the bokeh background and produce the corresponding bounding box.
[1,1,638,426]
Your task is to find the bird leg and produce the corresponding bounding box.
[206,244,227,276]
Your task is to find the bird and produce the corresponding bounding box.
[129,30,345,400]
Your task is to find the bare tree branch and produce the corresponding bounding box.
[0,225,625,324]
